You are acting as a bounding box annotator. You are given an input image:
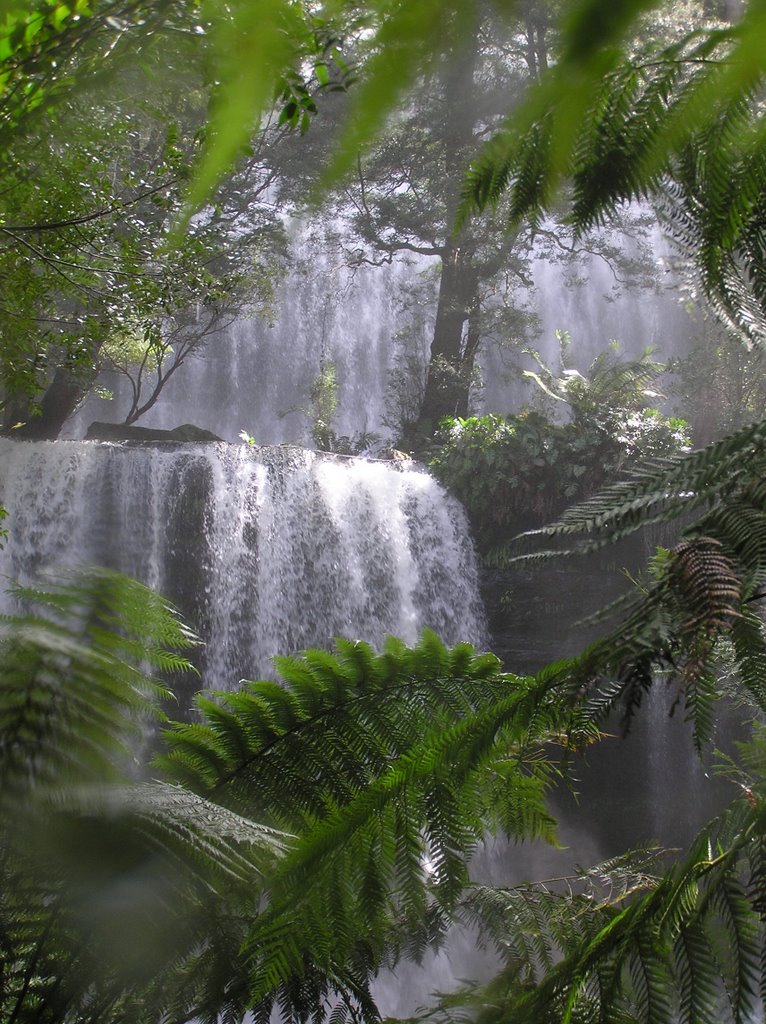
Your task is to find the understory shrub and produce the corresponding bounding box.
[429,347,690,553]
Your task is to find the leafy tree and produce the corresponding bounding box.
[290,4,658,444]
[0,1,288,438]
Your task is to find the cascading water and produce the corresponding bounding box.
[68,214,692,445]
[19,210,721,1013]
[0,438,486,690]
[68,220,426,444]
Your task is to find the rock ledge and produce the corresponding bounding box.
[85,421,222,443]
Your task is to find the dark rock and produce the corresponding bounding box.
[172,423,223,442]
[85,421,222,443]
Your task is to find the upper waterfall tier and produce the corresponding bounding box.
[0,440,486,688]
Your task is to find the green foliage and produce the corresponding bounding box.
[0,568,296,1024]
[7,5,766,1024]
[4,562,766,1024]
[0,571,604,1024]
[517,418,766,557]
[309,360,340,450]
[156,629,594,1016]
[280,360,379,453]
[430,410,598,544]
[496,409,766,745]
[461,2,766,353]
[0,0,125,142]
[0,0,289,435]
[668,312,766,445]
[429,344,689,551]
[462,3,732,226]
[438,747,766,1024]
[0,568,189,790]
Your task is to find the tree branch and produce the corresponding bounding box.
[3,178,179,233]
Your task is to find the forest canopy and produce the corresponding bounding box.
[4,0,766,439]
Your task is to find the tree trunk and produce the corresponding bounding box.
[416,240,480,434]
[7,353,101,440]
[16,366,90,439]
[411,29,482,441]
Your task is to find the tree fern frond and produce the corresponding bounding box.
[460,8,766,365]
[727,610,766,714]
[154,631,584,1019]
[513,419,766,557]
[435,786,766,1024]
[628,931,675,1024]
[707,876,760,1022]
[520,531,763,737]
[0,569,198,797]
[682,669,719,752]
[56,781,290,881]
[160,631,517,829]
[0,569,303,1024]
[503,417,766,730]
[673,919,722,1024]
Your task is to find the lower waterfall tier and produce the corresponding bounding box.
[0,440,486,689]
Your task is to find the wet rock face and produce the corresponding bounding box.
[85,421,223,443]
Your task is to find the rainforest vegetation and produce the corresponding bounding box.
[6,1,766,1023]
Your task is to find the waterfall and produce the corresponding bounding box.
[18,212,719,1015]
[0,438,486,689]
[67,216,691,445]
[68,221,427,445]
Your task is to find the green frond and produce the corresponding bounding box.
[707,876,760,1021]
[505,412,766,731]
[60,781,291,882]
[682,669,719,753]
[728,611,766,714]
[627,932,676,1024]
[0,569,197,797]
[460,10,766,353]
[153,631,582,1018]
[673,920,722,1024]
[0,569,307,1024]
[521,533,762,738]
[160,633,514,828]
[477,785,766,1024]
[515,419,766,556]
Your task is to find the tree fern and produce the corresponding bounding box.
[514,537,766,746]
[508,418,766,559]
[420,767,766,1024]
[0,569,294,1024]
[0,572,603,1024]
[157,628,598,1020]
[0,567,196,792]
[489,408,766,744]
